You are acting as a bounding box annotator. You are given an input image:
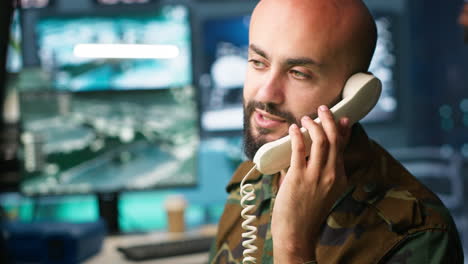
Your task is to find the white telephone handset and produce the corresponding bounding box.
[253,72,382,174]
[239,73,381,264]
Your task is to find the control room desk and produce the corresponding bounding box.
[85,225,216,264]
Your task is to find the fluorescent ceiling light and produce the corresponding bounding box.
[73,44,180,59]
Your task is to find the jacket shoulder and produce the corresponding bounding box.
[225,161,262,192]
[316,140,462,263]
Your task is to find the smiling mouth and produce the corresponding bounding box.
[253,109,288,129]
[258,109,285,120]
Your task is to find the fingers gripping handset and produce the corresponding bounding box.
[239,73,381,263]
[253,73,382,175]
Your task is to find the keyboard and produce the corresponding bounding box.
[117,235,214,261]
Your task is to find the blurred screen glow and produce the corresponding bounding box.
[18,5,199,196]
[35,5,192,91]
[73,44,180,59]
[200,15,250,132]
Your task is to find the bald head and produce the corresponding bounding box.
[250,0,377,78]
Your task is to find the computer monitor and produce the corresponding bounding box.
[16,3,198,233]
[35,7,191,91]
[17,1,198,232]
[199,15,249,134]
[198,10,400,134]
[194,1,256,136]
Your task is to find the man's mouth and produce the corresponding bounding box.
[253,109,287,129]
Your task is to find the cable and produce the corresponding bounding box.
[240,165,259,264]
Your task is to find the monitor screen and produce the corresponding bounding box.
[199,13,399,133]
[18,4,198,196]
[35,5,192,91]
[199,15,250,133]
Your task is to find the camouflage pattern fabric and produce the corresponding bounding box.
[209,123,464,264]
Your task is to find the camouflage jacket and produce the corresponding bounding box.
[209,124,464,263]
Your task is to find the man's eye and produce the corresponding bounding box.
[248,59,266,69]
[290,70,310,79]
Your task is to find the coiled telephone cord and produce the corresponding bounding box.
[240,165,259,264]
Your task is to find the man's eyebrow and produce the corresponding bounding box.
[249,44,269,60]
[249,44,322,68]
[285,57,322,68]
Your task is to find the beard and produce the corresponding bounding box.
[243,100,299,160]
[242,95,342,160]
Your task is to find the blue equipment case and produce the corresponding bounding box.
[2,220,106,264]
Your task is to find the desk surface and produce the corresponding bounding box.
[85,225,216,264]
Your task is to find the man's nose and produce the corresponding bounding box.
[254,71,285,105]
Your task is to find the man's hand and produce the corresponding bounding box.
[271,105,352,263]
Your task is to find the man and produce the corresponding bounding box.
[209,0,464,263]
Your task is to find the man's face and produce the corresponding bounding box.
[242,1,351,160]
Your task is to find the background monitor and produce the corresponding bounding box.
[35,6,192,91]
[199,15,249,133]
[17,3,199,197]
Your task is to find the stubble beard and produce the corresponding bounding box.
[242,100,298,160]
[242,98,338,160]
